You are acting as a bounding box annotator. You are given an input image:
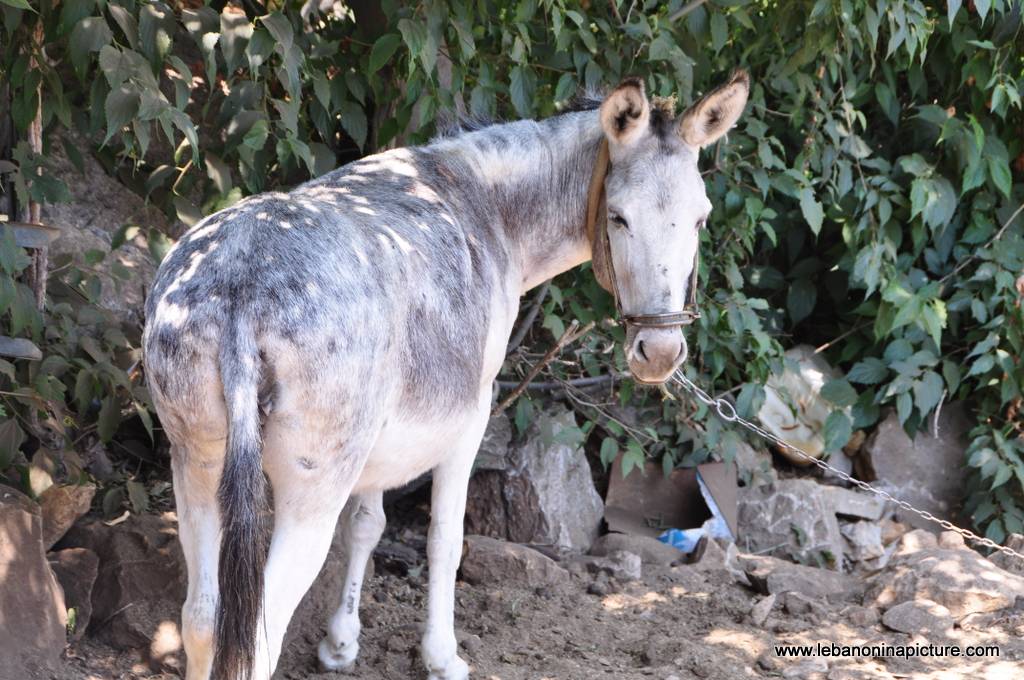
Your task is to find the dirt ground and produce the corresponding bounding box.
[59,492,1024,680]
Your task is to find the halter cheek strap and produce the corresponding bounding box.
[584,139,701,329]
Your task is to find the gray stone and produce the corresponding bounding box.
[827,487,887,521]
[474,412,512,470]
[582,550,642,581]
[464,405,603,552]
[738,479,845,567]
[38,483,95,549]
[937,530,967,550]
[0,485,67,678]
[740,554,861,599]
[839,604,880,627]
[48,547,99,641]
[865,545,1024,618]
[460,535,569,587]
[841,521,885,562]
[862,404,970,530]
[782,591,823,617]
[732,440,777,488]
[58,513,185,649]
[589,532,682,566]
[989,533,1024,575]
[782,658,829,679]
[40,131,170,323]
[749,594,776,626]
[881,600,953,635]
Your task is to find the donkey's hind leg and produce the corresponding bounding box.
[171,438,225,680]
[250,417,377,678]
[318,491,386,671]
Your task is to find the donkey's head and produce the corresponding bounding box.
[591,71,749,384]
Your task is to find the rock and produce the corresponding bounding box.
[48,547,99,641]
[464,406,603,552]
[581,550,642,581]
[839,604,880,627]
[862,404,970,530]
[740,555,860,600]
[828,487,887,521]
[40,130,170,323]
[865,545,1024,618]
[460,535,570,587]
[782,591,823,617]
[460,633,483,657]
[38,483,95,549]
[589,532,682,566]
[879,519,909,545]
[989,533,1024,575]
[732,440,777,488]
[782,658,828,679]
[881,600,953,635]
[749,594,776,626]
[0,485,67,678]
[758,345,843,465]
[937,530,966,550]
[738,479,845,567]
[841,521,885,561]
[58,513,185,649]
[475,412,512,470]
[895,529,937,555]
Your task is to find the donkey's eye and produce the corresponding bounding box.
[609,213,630,230]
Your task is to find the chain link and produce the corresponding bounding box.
[671,372,1024,563]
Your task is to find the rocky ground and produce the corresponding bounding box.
[30,489,1024,680]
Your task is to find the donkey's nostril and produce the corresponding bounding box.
[637,340,649,363]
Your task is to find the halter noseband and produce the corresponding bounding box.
[584,139,701,329]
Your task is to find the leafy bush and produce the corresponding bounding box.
[0,0,1021,539]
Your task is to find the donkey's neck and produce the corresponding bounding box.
[435,110,603,293]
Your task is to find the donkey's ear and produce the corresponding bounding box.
[599,77,651,148]
[678,70,750,148]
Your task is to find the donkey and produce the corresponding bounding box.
[143,71,749,680]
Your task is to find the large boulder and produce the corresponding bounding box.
[862,404,969,530]
[464,406,603,552]
[39,483,95,550]
[39,131,172,323]
[57,513,185,649]
[865,531,1024,618]
[739,554,860,600]
[0,485,67,678]
[738,479,845,567]
[460,535,570,587]
[48,547,99,641]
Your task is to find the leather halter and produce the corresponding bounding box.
[584,139,701,328]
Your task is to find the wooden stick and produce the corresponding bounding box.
[492,320,595,415]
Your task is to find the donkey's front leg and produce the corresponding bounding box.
[318,491,386,671]
[421,398,490,680]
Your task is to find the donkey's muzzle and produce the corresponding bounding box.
[626,326,688,384]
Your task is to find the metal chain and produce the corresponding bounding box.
[671,372,1024,563]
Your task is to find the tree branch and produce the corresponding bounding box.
[492,320,596,415]
[506,280,550,354]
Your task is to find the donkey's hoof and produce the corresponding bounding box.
[317,637,358,672]
[427,655,469,680]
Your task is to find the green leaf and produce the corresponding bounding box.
[848,358,889,385]
[896,391,913,425]
[599,437,619,468]
[621,440,645,479]
[104,86,140,143]
[710,12,728,52]
[0,418,26,469]
[368,33,402,74]
[821,379,858,407]
[0,0,33,10]
[798,188,824,235]
[126,480,150,513]
[823,411,852,453]
[397,18,427,60]
[339,101,368,150]
[69,17,113,76]
[947,0,962,23]
[988,158,1012,198]
[509,65,535,117]
[787,278,817,325]
[97,396,121,442]
[913,371,945,415]
[261,12,293,51]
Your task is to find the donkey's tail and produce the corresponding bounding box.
[211,317,270,680]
